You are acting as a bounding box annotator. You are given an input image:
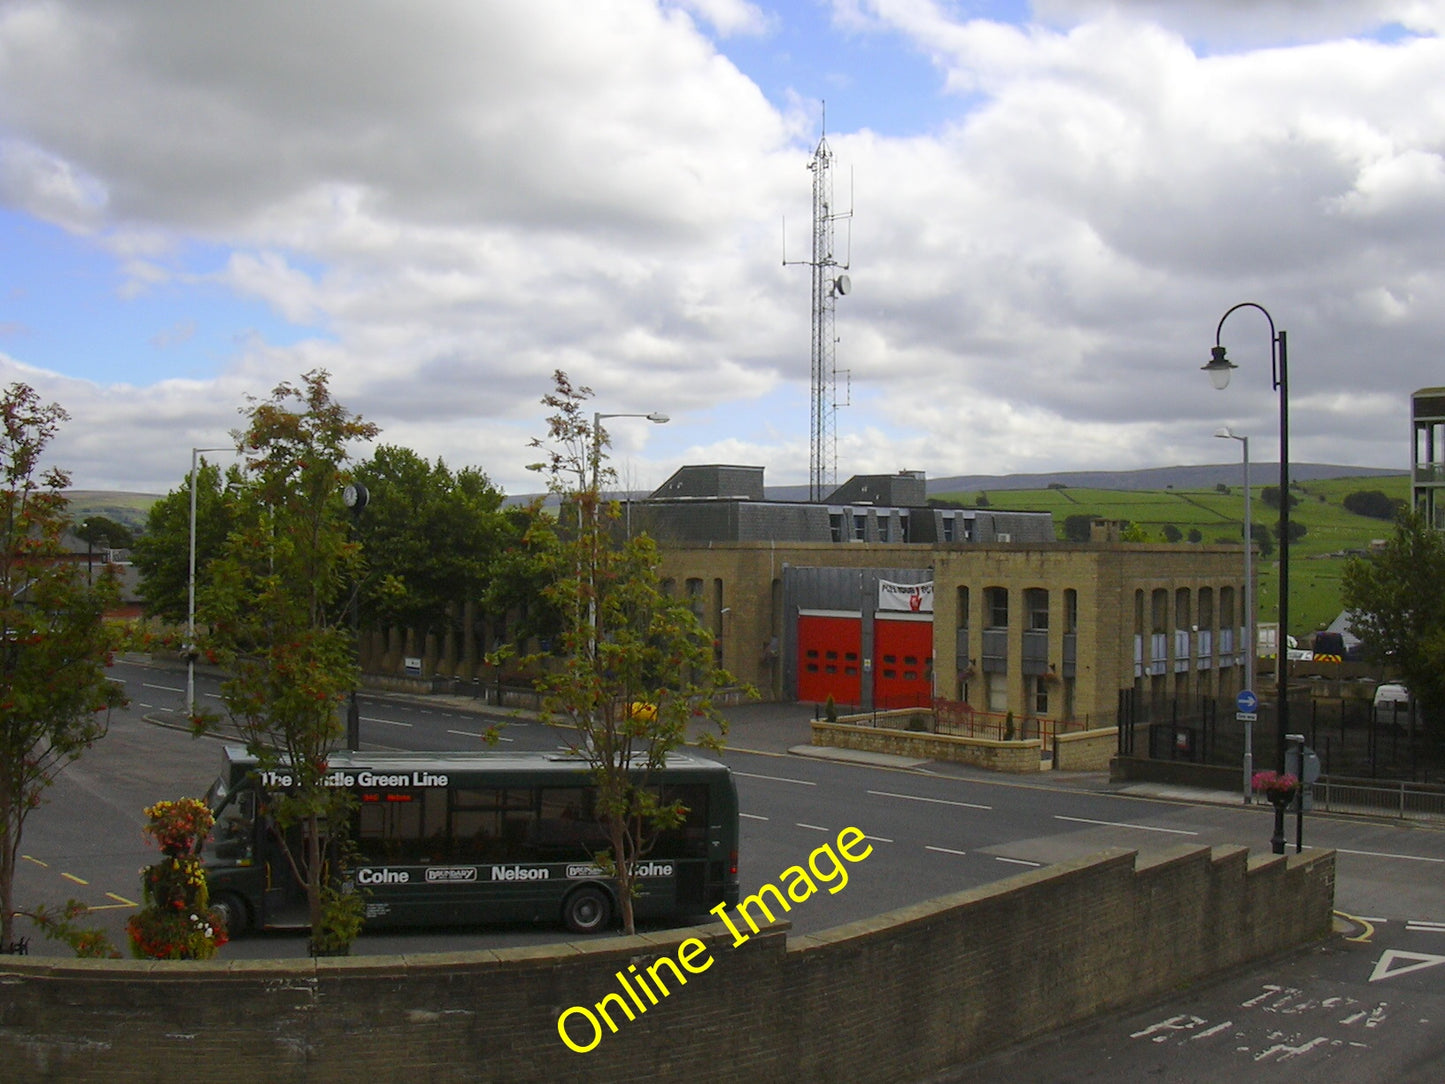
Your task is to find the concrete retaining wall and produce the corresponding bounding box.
[0,845,1334,1083]
[1053,727,1119,771]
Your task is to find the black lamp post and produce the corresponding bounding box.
[1204,302,1290,854]
[343,482,369,750]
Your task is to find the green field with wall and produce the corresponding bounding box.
[936,475,1412,640]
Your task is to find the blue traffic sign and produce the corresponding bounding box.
[1236,689,1259,714]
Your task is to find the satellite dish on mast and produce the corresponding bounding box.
[834,274,851,296]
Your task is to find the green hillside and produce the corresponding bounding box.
[940,475,1412,638]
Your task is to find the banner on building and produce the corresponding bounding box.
[878,580,934,613]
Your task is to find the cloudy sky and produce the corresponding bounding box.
[1,1,1441,497]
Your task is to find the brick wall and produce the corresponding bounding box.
[0,845,1334,1083]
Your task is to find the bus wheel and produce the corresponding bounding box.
[211,892,250,939]
[562,885,612,934]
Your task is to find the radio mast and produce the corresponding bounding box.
[787,111,852,502]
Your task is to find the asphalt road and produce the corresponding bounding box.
[10,657,1445,1080]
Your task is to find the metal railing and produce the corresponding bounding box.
[1313,777,1445,822]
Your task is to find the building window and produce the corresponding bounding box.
[942,513,955,543]
[1032,676,1049,716]
[987,587,1009,628]
[854,514,867,541]
[829,514,843,543]
[986,671,1008,712]
[1026,588,1048,631]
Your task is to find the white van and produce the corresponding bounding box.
[1373,683,1411,728]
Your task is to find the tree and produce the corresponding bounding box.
[352,445,509,642]
[73,515,135,550]
[1342,510,1445,754]
[0,384,127,947]
[520,371,743,935]
[132,459,245,623]
[1343,490,1407,521]
[1161,524,1183,543]
[1260,486,1298,511]
[1250,521,1274,559]
[199,370,378,943]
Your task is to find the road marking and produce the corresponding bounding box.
[1054,815,1198,835]
[926,845,967,856]
[994,856,1041,867]
[143,682,183,693]
[21,855,47,868]
[446,728,512,742]
[1406,920,1445,933]
[106,892,138,906]
[868,789,991,810]
[863,834,893,844]
[61,872,88,885]
[740,813,769,821]
[363,716,413,729]
[1335,847,1445,864]
[734,771,816,786]
[1335,910,1376,943]
[1370,949,1445,983]
[796,822,829,832]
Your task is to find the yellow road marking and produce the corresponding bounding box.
[105,892,138,907]
[21,854,47,867]
[60,872,89,886]
[1336,909,1375,943]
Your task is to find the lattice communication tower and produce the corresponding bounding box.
[787,122,852,502]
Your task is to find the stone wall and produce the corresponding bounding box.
[0,845,1335,1083]
[1053,726,1119,771]
[812,718,1044,772]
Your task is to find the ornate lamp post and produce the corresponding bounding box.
[1204,303,1291,853]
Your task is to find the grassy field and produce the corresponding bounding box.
[936,474,1412,639]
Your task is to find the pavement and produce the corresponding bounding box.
[373,684,1260,810]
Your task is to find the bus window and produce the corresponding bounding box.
[212,787,255,863]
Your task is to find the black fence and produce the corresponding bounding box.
[1118,687,1441,784]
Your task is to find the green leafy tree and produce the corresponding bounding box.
[1342,511,1445,754]
[0,384,127,947]
[73,515,135,550]
[1161,524,1183,543]
[520,371,744,935]
[352,445,509,641]
[1343,490,1407,521]
[132,459,244,623]
[199,370,377,941]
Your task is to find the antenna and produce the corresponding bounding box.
[784,103,853,502]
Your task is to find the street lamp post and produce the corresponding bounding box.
[1215,426,1253,803]
[187,445,237,720]
[1203,303,1290,853]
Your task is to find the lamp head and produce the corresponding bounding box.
[646,412,670,425]
[1203,346,1236,390]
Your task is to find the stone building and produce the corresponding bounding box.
[632,468,1249,729]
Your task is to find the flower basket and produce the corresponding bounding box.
[1251,770,1300,806]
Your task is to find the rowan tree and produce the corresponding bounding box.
[0,384,126,947]
[520,370,744,935]
[198,370,378,942]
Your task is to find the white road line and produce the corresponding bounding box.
[863,835,893,844]
[445,728,513,742]
[796,823,829,832]
[868,789,991,810]
[1054,815,1199,835]
[926,845,967,856]
[740,813,769,821]
[363,716,413,729]
[734,771,816,786]
[995,856,1041,867]
[142,682,183,693]
[1407,920,1445,932]
[1335,847,1445,864]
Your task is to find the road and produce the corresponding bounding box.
[11,657,1445,1080]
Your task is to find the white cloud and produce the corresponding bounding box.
[0,0,1437,496]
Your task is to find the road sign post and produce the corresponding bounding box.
[1236,690,1259,804]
